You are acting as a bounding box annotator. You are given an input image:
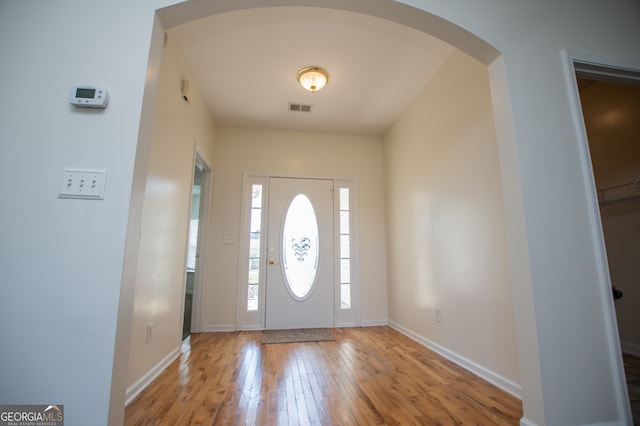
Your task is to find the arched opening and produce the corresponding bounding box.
[120,0,535,423]
[157,0,500,64]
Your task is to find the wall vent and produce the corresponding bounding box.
[289,103,312,112]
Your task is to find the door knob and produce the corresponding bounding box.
[268,259,278,265]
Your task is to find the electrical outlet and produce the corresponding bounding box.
[146,323,154,344]
[435,308,442,323]
[58,168,107,199]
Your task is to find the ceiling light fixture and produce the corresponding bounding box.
[297,67,329,93]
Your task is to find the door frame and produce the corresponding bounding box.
[236,172,359,330]
[182,149,214,336]
[562,50,640,424]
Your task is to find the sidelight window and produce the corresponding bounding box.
[339,187,351,309]
[247,184,263,311]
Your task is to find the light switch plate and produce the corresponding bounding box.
[59,168,107,200]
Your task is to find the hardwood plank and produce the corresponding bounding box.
[125,327,522,425]
[623,353,640,425]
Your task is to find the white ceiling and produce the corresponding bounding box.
[172,7,455,136]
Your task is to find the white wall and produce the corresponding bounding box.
[0,2,173,425]
[204,128,388,329]
[394,2,640,424]
[126,29,216,393]
[383,49,520,391]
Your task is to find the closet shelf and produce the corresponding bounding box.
[597,176,640,205]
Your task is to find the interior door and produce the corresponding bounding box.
[265,177,334,329]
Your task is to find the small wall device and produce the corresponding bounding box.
[181,79,192,103]
[69,86,108,108]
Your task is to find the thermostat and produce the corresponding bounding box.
[69,86,108,108]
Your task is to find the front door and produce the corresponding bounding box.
[265,177,334,329]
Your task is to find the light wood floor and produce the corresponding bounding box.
[125,327,522,425]
[623,353,640,425]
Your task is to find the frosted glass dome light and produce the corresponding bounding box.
[297,67,329,93]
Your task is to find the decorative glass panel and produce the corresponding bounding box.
[250,208,262,232]
[249,236,261,259]
[248,258,259,284]
[340,211,350,234]
[340,259,351,283]
[282,194,319,299]
[339,188,349,210]
[247,284,259,311]
[252,185,263,208]
[341,284,351,309]
[340,235,350,258]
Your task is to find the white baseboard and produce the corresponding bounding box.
[359,319,389,327]
[621,341,640,357]
[334,322,357,328]
[239,325,264,331]
[202,324,237,332]
[520,417,538,426]
[576,422,630,426]
[125,346,181,406]
[202,323,393,331]
[204,321,391,331]
[389,321,522,399]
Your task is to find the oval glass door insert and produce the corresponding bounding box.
[282,194,319,300]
